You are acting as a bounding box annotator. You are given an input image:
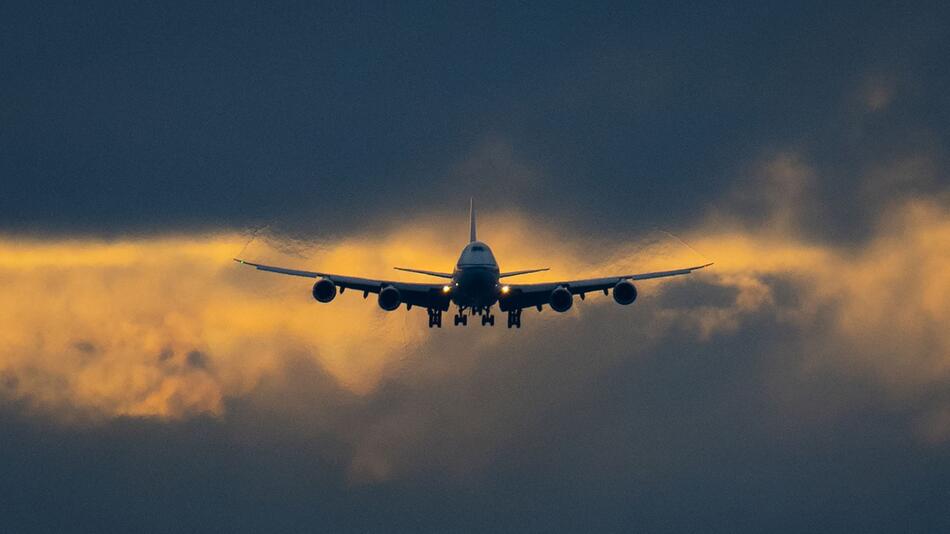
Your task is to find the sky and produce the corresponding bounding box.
[1,1,949,532]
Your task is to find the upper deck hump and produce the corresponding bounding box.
[456,240,498,268]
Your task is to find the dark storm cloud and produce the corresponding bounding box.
[2,1,947,239]
[2,289,949,533]
[655,277,738,309]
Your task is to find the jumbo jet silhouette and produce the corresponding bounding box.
[235,200,711,328]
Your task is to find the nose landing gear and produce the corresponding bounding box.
[480,313,495,326]
[453,310,468,326]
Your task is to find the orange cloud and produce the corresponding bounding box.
[1,194,948,459]
[0,216,706,420]
[690,197,950,392]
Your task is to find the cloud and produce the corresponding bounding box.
[1,140,948,531]
[858,74,898,112]
[2,164,949,474]
[0,213,705,420]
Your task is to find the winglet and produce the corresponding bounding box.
[469,197,477,242]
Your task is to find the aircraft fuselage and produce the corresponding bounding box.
[451,240,501,310]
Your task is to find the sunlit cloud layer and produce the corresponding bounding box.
[2,182,948,463]
[0,214,706,419]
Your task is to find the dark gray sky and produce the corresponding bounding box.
[2,2,950,533]
[3,1,946,238]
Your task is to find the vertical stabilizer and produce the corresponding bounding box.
[469,198,477,242]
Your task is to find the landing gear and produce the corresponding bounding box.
[451,306,497,327]
[427,308,442,328]
[507,309,522,329]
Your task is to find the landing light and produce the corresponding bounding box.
[501,285,510,294]
[442,285,452,293]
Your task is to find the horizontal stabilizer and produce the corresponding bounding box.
[394,267,454,279]
[499,268,550,278]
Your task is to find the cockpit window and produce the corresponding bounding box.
[471,245,484,251]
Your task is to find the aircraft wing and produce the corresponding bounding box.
[234,259,452,310]
[497,263,712,311]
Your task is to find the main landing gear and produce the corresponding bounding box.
[427,308,443,328]
[450,306,496,326]
[506,309,522,329]
[473,306,495,327]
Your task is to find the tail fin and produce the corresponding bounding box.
[469,198,477,242]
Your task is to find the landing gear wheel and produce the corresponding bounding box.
[427,308,442,328]
[454,312,468,326]
[507,309,522,329]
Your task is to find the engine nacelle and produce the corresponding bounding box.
[549,286,573,312]
[312,278,337,303]
[613,280,637,305]
[377,285,401,311]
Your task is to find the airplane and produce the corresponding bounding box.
[234,200,712,328]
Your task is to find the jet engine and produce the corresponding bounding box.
[613,280,637,305]
[378,285,401,311]
[549,286,573,312]
[312,278,337,303]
